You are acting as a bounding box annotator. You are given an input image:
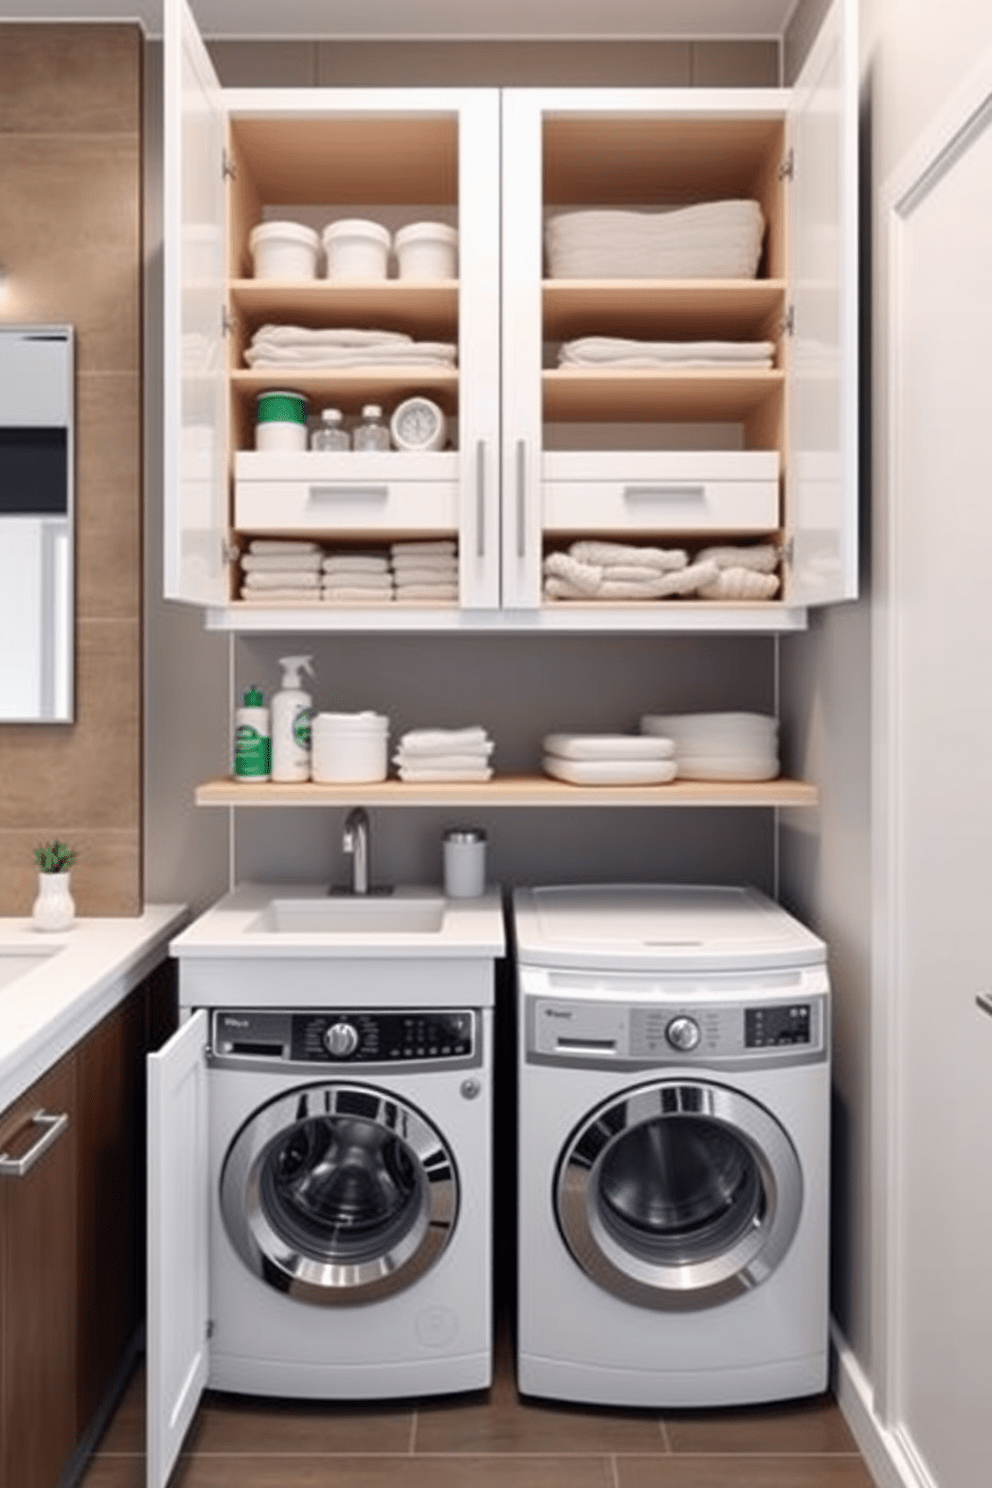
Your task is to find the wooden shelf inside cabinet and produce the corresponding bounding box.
[229,279,459,338]
[542,279,787,343]
[232,367,459,404]
[543,367,784,423]
[195,776,818,809]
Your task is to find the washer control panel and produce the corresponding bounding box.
[212,1008,475,1066]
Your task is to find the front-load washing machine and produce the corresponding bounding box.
[513,883,830,1409]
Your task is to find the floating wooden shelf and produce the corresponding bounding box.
[196,776,818,809]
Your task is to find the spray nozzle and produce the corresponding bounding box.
[279,654,314,689]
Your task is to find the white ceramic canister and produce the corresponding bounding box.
[322,219,391,279]
[311,711,389,783]
[394,221,458,280]
[254,389,310,452]
[248,220,321,280]
[442,828,487,898]
[32,871,75,931]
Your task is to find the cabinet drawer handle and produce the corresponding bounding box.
[623,484,706,502]
[976,992,992,1020]
[308,485,389,502]
[516,440,527,560]
[476,440,486,559]
[0,1110,69,1178]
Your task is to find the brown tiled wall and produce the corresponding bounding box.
[0,24,143,916]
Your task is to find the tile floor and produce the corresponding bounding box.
[78,1320,876,1488]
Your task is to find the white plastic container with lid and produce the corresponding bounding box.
[395,222,458,280]
[248,221,321,280]
[311,711,389,783]
[322,219,391,279]
[271,655,315,782]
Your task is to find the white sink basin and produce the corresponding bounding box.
[0,947,60,991]
[250,893,446,936]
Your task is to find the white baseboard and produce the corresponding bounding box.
[831,1321,939,1488]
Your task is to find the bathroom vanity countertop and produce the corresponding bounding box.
[0,904,189,1113]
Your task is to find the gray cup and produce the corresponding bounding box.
[443,828,487,898]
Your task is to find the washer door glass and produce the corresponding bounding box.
[221,1083,458,1304]
[555,1080,802,1310]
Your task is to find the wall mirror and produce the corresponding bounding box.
[0,326,74,722]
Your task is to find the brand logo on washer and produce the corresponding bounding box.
[543,1007,573,1019]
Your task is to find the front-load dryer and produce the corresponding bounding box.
[513,883,830,1409]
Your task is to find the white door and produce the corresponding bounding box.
[163,0,230,606]
[146,1009,210,1488]
[782,0,858,607]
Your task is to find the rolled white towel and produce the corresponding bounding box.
[543,551,604,595]
[242,569,321,590]
[697,567,781,600]
[242,552,323,572]
[694,543,780,574]
[248,539,321,555]
[399,727,491,756]
[569,541,689,572]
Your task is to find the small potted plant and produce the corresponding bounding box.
[32,839,77,931]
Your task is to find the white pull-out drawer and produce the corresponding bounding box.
[542,450,780,535]
[234,451,459,534]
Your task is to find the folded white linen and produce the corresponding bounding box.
[675,754,780,782]
[399,727,491,755]
[322,554,391,574]
[544,561,718,601]
[246,342,457,369]
[394,751,493,772]
[239,588,324,603]
[249,325,412,349]
[248,538,321,555]
[694,543,780,573]
[697,567,781,600]
[568,541,689,572]
[545,201,765,280]
[395,583,459,601]
[543,733,675,761]
[398,765,494,782]
[542,552,605,595]
[391,540,457,558]
[543,756,679,786]
[558,337,775,368]
[393,565,459,584]
[320,587,396,602]
[391,553,459,571]
[242,569,321,590]
[641,712,778,744]
[241,552,323,572]
[322,570,393,592]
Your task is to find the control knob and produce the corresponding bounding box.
[324,1021,360,1058]
[665,1015,701,1052]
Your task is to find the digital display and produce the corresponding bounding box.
[745,1004,812,1048]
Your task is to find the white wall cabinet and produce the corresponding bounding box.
[164,0,857,636]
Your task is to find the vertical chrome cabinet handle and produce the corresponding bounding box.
[476,440,486,559]
[976,992,992,1020]
[0,1109,69,1177]
[516,440,527,560]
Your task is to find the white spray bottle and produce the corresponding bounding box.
[271,654,315,782]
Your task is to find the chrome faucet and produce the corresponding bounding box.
[341,807,370,895]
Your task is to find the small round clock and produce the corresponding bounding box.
[390,396,448,452]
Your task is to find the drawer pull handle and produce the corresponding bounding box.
[623,484,706,502]
[476,440,486,559]
[976,992,992,1020]
[308,485,389,502]
[0,1110,69,1178]
[516,440,527,560]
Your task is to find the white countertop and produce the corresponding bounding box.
[0,904,189,1113]
[170,882,506,960]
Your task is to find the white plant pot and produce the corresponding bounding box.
[32,871,75,931]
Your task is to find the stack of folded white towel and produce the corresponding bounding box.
[393,726,494,782]
[558,337,775,369]
[640,712,780,781]
[321,549,395,603]
[391,540,459,602]
[244,325,457,370]
[545,200,766,280]
[239,540,323,602]
[542,733,677,786]
[694,543,781,601]
[543,541,717,601]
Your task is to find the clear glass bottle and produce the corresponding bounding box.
[352,403,391,452]
[310,408,350,451]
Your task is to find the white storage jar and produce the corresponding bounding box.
[254,389,310,452]
[394,221,458,280]
[311,711,389,783]
[322,219,391,279]
[248,220,321,280]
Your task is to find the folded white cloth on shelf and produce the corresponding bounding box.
[251,325,411,349]
[322,553,391,575]
[568,541,689,572]
[395,583,459,601]
[241,569,321,590]
[545,201,765,280]
[544,560,718,602]
[542,552,605,596]
[397,765,494,782]
[543,733,675,761]
[399,727,491,756]
[391,540,458,558]
[543,756,679,786]
[394,751,493,773]
[391,551,459,571]
[694,543,780,573]
[242,552,323,572]
[322,570,393,592]
[558,337,775,369]
[248,538,321,555]
[320,587,395,603]
[393,566,459,588]
[697,567,781,600]
[245,325,456,369]
[239,588,324,604]
[675,754,780,781]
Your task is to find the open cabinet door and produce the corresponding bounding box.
[163,0,230,606]
[146,1009,209,1488]
[783,0,859,606]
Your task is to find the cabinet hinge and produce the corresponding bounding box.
[206,1318,215,1340]
[780,537,795,568]
[221,305,238,338]
[780,304,795,338]
[778,148,795,181]
[222,149,237,182]
[223,540,240,565]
